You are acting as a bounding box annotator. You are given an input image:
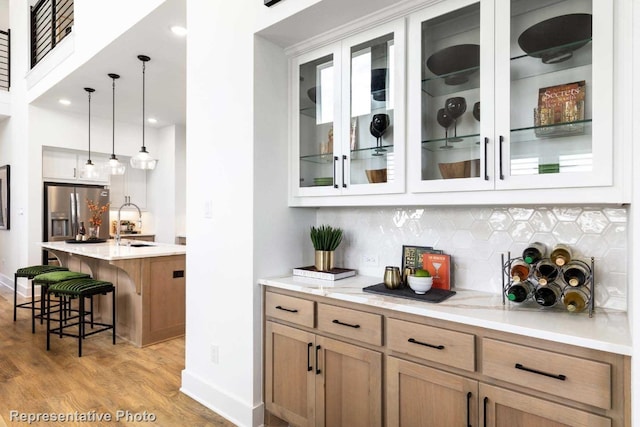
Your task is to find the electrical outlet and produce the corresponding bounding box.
[210,345,219,364]
[361,254,379,267]
[204,201,213,219]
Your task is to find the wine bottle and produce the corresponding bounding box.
[506,280,534,303]
[510,260,530,283]
[534,281,562,307]
[562,261,590,287]
[522,242,546,264]
[533,259,559,286]
[562,285,590,313]
[550,243,572,266]
[79,221,86,236]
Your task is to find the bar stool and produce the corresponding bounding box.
[32,270,91,333]
[14,265,68,324]
[46,278,116,357]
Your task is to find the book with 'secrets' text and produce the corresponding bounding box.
[292,266,357,281]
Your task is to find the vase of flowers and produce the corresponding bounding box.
[310,225,343,271]
[87,199,110,240]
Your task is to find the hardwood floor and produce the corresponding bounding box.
[0,286,237,427]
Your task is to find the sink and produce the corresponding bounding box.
[129,243,152,247]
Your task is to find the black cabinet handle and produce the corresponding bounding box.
[342,155,347,188]
[408,338,444,350]
[467,391,472,427]
[515,363,566,381]
[498,135,504,180]
[333,156,339,188]
[307,342,313,372]
[332,319,360,329]
[315,345,321,374]
[484,137,489,180]
[483,397,488,427]
[275,305,298,313]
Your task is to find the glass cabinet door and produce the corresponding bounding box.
[409,0,493,192]
[495,0,612,189]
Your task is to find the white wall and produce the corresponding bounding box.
[0,0,8,29]
[175,124,185,237]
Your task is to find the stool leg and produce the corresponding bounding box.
[13,273,18,321]
[112,289,116,345]
[90,295,94,328]
[79,296,84,357]
[31,280,36,334]
[46,291,51,351]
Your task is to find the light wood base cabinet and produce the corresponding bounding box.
[265,321,382,427]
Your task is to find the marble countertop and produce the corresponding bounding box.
[42,239,186,261]
[260,274,632,356]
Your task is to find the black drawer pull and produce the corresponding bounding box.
[466,392,472,427]
[408,338,445,350]
[275,305,298,313]
[515,363,566,381]
[307,342,313,372]
[483,397,488,427]
[332,319,360,329]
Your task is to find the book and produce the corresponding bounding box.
[292,266,357,281]
[421,253,452,291]
[535,80,586,138]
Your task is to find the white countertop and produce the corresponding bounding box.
[260,274,632,356]
[42,239,186,261]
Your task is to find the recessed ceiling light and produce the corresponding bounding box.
[59,99,71,106]
[147,117,158,124]
[171,26,187,37]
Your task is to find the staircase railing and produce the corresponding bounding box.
[31,0,74,68]
[0,29,8,91]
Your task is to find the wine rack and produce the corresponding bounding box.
[500,252,595,317]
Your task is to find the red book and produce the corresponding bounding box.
[422,253,451,290]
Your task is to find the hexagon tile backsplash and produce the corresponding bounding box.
[317,206,628,311]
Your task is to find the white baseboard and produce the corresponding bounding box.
[180,369,264,427]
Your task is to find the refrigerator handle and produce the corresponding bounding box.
[70,192,78,236]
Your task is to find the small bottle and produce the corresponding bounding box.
[562,285,591,313]
[550,243,572,266]
[534,281,563,307]
[522,242,546,265]
[562,261,590,287]
[509,260,530,283]
[533,259,559,286]
[506,280,535,303]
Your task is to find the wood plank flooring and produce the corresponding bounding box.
[0,286,237,427]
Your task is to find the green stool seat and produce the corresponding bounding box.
[31,271,91,333]
[46,278,116,357]
[13,265,69,325]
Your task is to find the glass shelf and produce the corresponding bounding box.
[511,119,592,143]
[300,153,334,164]
[421,133,481,152]
[511,38,592,82]
[300,106,316,118]
[300,144,395,163]
[421,66,480,97]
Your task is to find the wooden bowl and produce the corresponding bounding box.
[365,168,387,183]
[438,159,480,179]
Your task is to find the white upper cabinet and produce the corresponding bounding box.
[42,147,110,185]
[290,19,406,201]
[408,0,613,194]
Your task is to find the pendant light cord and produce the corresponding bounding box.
[112,77,115,154]
[142,59,146,150]
[84,87,95,163]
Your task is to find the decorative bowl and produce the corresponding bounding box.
[408,275,433,294]
[426,44,480,85]
[371,68,388,101]
[438,159,480,179]
[517,14,592,64]
[365,168,387,183]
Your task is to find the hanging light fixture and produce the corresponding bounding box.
[106,73,126,175]
[81,87,99,179]
[130,54,157,170]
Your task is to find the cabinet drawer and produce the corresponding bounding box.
[387,318,475,372]
[317,303,382,346]
[265,292,314,328]
[482,338,611,410]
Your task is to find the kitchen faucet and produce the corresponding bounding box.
[116,196,142,245]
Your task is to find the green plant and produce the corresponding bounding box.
[310,225,343,251]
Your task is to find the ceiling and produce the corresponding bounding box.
[30,0,186,128]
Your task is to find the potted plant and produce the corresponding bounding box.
[310,225,343,271]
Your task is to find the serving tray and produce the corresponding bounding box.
[64,238,107,244]
[363,283,456,304]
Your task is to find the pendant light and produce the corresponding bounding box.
[130,54,157,170]
[81,87,99,179]
[106,73,126,175]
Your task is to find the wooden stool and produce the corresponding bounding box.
[14,265,68,325]
[46,278,116,357]
[32,270,91,333]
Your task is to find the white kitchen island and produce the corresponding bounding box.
[42,240,186,347]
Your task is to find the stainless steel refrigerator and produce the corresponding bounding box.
[43,182,110,264]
